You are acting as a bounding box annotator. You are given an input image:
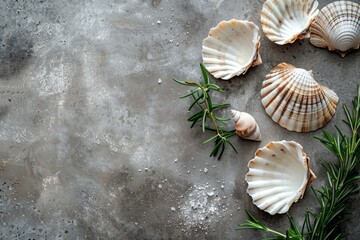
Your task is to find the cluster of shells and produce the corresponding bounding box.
[201,0,359,215]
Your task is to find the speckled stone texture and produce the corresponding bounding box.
[0,0,359,239]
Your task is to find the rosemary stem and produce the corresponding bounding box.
[266,228,287,238]
[209,112,222,134]
[202,86,223,136]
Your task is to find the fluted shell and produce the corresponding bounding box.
[261,63,338,132]
[246,141,316,215]
[261,0,319,45]
[231,110,262,141]
[202,19,262,80]
[310,1,360,57]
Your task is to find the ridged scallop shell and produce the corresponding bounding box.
[231,110,262,141]
[261,63,338,132]
[310,1,360,57]
[261,0,319,45]
[246,140,316,215]
[202,19,262,80]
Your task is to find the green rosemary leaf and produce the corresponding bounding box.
[212,103,231,110]
[311,186,323,207]
[205,126,217,132]
[210,139,223,157]
[343,104,353,129]
[302,211,311,235]
[207,83,221,91]
[173,78,199,87]
[287,214,301,236]
[215,116,231,121]
[190,91,204,110]
[223,130,236,138]
[217,120,228,127]
[202,110,207,132]
[226,140,238,154]
[344,175,360,185]
[188,109,204,122]
[217,140,226,160]
[333,233,347,240]
[216,119,229,126]
[173,78,188,86]
[236,210,266,231]
[188,94,203,111]
[285,230,302,240]
[190,120,197,128]
[200,91,207,104]
[200,63,209,85]
[180,89,198,99]
[203,134,219,144]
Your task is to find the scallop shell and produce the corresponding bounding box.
[246,140,316,215]
[231,110,262,141]
[202,19,262,80]
[261,0,319,45]
[310,1,360,57]
[261,63,338,132]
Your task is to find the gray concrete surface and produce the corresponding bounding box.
[0,0,359,239]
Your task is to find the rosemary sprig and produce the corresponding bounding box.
[237,85,360,239]
[236,210,302,240]
[173,63,237,160]
[303,85,360,239]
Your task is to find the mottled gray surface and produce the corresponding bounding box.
[0,0,359,239]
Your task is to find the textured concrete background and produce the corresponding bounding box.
[0,0,359,239]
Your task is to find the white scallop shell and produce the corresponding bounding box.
[261,0,319,45]
[246,140,316,215]
[310,1,360,57]
[231,110,262,141]
[202,19,262,80]
[261,63,338,132]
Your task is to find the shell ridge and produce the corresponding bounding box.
[257,192,294,211]
[251,186,292,201]
[203,37,243,64]
[268,79,294,119]
[202,45,239,65]
[277,71,306,128]
[202,57,241,69]
[269,197,294,214]
[248,179,288,189]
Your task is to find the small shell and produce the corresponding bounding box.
[261,0,319,45]
[310,1,360,57]
[246,140,316,215]
[261,63,338,132]
[231,110,262,141]
[202,19,262,80]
